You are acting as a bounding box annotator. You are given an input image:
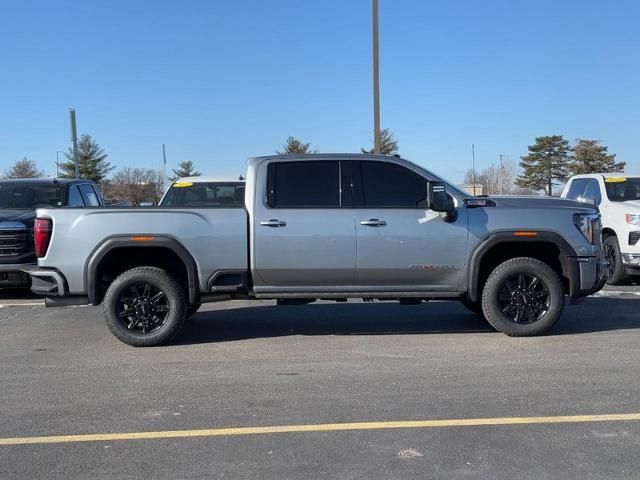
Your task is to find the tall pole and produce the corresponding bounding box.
[372,0,381,154]
[69,108,79,179]
[161,144,167,191]
[498,154,505,194]
[56,151,63,177]
[472,144,476,196]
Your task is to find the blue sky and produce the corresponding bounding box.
[1,0,638,182]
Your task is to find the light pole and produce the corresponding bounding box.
[372,0,381,154]
[56,151,63,177]
[69,108,79,179]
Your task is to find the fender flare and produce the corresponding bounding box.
[85,235,200,305]
[466,231,578,302]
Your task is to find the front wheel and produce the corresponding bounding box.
[103,266,187,347]
[603,235,628,285]
[481,257,564,336]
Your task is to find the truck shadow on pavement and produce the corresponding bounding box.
[173,297,640,345]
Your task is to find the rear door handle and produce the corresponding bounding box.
[360,219,387,227]
[260,219,287,227]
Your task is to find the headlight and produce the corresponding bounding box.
[625,214,640,226]
[574,213,600,244]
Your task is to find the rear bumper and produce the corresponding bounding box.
[568,255,608,299]
[0,263,35,288]
[28,268,67,296]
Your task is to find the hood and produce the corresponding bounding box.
[486,195,597,212]
[0,209,36,225]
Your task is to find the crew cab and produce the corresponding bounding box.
[0,178,103,288]
[29,154,606,346]
[561,173,640,284]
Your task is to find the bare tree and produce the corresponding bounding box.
[463,159,519,195]
[104,168,164,206]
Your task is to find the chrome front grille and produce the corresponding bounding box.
[0,223,28,257]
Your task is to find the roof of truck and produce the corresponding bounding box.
[570,173,640,179]
[171,176,245,184]
[0,177,96,185]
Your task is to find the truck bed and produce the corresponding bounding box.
[35,207,248,295]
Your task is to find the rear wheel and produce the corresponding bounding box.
[603,235,628,285]
[481,257,564,336]
[103,266,187,347]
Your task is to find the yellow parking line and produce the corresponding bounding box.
[2,413,640,446]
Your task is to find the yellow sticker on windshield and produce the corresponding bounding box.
[173,182,193,188]
[605,177,626,183]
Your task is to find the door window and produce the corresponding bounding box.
[565,179,588,200]
[67,186,84,207]
[359,161,428,208]
[267,161,340,208]
[79,184,100,206]
[583,179,602,205]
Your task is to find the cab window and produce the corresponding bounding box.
[359,161,428,208]
[565,179,588,200]
[67,185,84,207]
[267,161,340,208]
[79,184,101,206]
[161,183,245,207]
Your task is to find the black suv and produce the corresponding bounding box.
[0,178,104,288]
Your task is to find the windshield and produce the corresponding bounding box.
[604,177,640,202]
[160,182,245,207]
[0,184,65,209]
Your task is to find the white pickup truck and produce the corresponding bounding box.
[561,174,640,284]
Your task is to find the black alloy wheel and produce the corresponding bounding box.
[117,282,170,334]
[496,272,550,324]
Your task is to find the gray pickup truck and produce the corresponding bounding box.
[29,154,607,346]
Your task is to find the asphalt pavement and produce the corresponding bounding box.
[1,289,639,479]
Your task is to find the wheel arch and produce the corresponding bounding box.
[467,231,578,302]
[85,236,200,306]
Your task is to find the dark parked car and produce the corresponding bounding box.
[0,178,104,288]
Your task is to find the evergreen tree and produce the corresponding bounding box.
[570,139,625,174]
[276,137,316,154]
[516,135,572,196]
[171,161,201,180]
[361,128,399,155]
[3,157,45,178]
[60,134,113,182]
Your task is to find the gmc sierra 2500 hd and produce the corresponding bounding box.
[29,154,607,346]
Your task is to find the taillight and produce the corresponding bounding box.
[34,218,52,258]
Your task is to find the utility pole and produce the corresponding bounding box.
[69,108,79,179]
[372,0,381,154]
[498,154,505,194]
[471,144,477,196]
[56,151,63,177]
[161,144,167,191]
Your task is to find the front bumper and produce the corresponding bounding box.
[568,255,608,299]
[622,253,640,276]
[0,263,35,288]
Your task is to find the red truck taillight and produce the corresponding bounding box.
[34,218,52,258]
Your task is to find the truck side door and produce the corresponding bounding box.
[251,160,356,291]
[351,160,468,291]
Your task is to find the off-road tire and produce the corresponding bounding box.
[103,266,187,347]
[481,257,564,336]
[603,235,628,286]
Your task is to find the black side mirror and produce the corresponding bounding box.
[428,181,454,211]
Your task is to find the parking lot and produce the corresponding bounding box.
[0,288,639,479]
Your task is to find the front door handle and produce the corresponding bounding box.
[260,219,287,227]
[360,219,387,227]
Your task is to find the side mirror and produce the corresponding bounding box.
[577,195,596,206]
[428,181,455,212]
